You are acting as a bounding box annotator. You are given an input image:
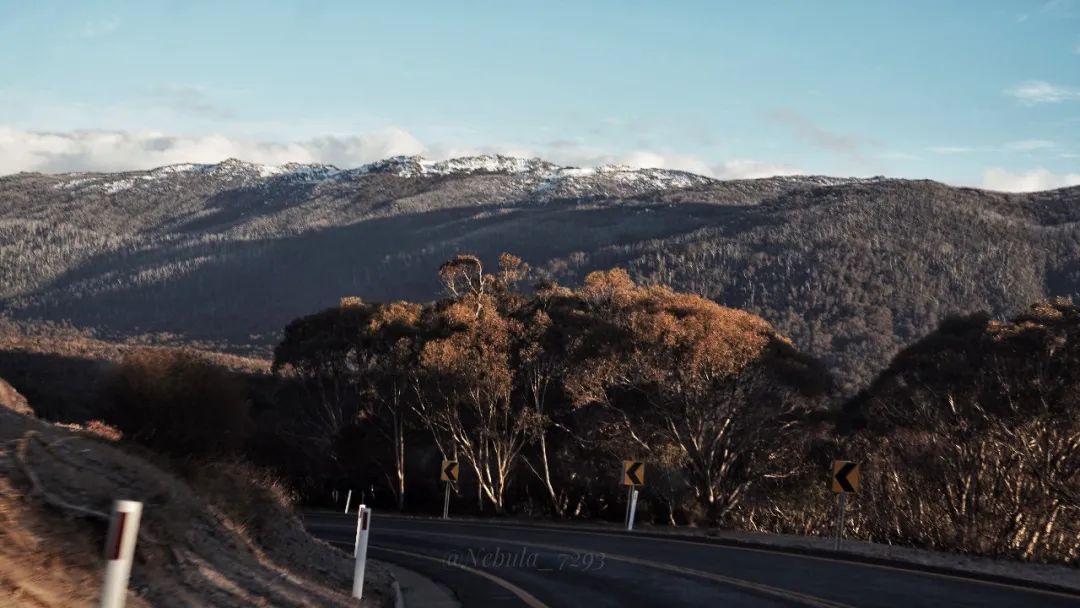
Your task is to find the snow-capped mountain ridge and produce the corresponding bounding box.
[44,154,888,198]
[47,154,717,195]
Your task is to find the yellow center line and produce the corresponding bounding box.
[378,528,855,608]
[371,545,550,608]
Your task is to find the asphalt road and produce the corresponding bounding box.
[304,512,1080,608]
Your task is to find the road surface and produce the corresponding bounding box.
[304,512,1080,608]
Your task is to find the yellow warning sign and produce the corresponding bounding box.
[441,459,459,482]
[831,460,860,493]
[622,460,645,486]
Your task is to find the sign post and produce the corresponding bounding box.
[344,489,352,514]
[440,459,458,520]
[621,460,645,531]
[830,460,860,551]
[352,505,372,599]
[99,500,143,608]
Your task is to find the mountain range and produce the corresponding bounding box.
[2,154,1078,392]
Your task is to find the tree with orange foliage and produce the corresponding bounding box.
[416,254,543,512]
[273,255,828,521]
[365,300,426,511]
[561,269,830,521]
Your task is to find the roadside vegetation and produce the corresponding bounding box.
[0,389,394,607]
[264,255,1078,565]
[2,254,1076,569]
[0,325,393,606]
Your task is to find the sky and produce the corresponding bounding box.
[1,0,1079,191]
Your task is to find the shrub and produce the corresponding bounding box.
[102,349,250,458]
[56,419,124,442]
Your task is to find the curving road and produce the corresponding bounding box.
[304,512,1080,608]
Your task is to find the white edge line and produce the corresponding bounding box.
[372,545,550,608]
[378,529,853,608]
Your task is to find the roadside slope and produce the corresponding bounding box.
[0,403,394,607]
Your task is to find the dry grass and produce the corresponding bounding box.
[0,318,270,375]
[0,476,151,608]
[0,319,269,425]
[0,377,31,415]
[0,407,393,607]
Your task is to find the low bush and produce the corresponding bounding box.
[102,349,250,458]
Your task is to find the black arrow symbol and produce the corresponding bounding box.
[443,462,457,481]
[835,462,857,493]
[626,462,643,485]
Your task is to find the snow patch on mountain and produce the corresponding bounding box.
[102,178,137,194]
[425,155,559,176]
[149,164,202,177]
[347,154,718,198]
[48,154,882,199]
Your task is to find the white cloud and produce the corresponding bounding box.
[929,146,975,155]
[82,16,119,38]
[929,140,1058,154]
[508,139,798,179]
[0,127,425,174]
[981,167,1080,192]
[611,151,714,175]
[711,159,802,179]
[1005,80,1080,104]
[879,151,922,161]
[1004,139,1056,151]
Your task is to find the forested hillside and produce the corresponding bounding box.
[2,155,1078,391]
[839,298,1080,563]
[262,260,1080,564]
[261,271,1080,564]
[543,181,1080,390]
[1,257,1075,565]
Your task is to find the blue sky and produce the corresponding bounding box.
[1,0,1078,190]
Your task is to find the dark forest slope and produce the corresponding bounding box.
[2,156,1078,391]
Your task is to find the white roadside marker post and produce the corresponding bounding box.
[626,487,639,531]
[352,505,372,600]
[99,500,143,608]
[344,489,353,514]
[353,503,365,556]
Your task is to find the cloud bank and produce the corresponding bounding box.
[981,167,1080,192]
[5,126,1073,192]
[0,126,800,181]
[0,127,426,175]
